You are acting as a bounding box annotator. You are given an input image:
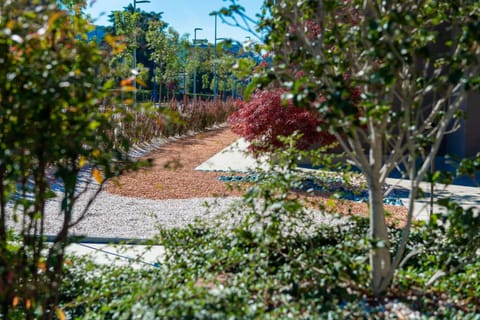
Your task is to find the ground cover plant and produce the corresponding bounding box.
[58,144,480,318]
[59,225,480,318]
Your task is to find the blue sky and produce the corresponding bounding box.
[84,0,263,43]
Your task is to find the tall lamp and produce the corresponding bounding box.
[193,27,203,102]
[213,13,218,99]
[132,0,150,104]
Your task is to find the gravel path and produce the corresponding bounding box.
[7,191,242,240]
[7,188,350,240]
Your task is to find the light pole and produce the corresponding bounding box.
[231,73,235,98]
[193,27,202,102]
[213,14,218,99]
[152,60,157,102]
[132,0,150,104]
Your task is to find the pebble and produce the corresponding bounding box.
[7,189,242,240]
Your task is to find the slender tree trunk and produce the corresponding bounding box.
[368,176,391,296]
[159,79,162,104]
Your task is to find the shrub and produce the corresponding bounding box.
[121,98,240,146]
[58,139,480,318]
[0,1,140,318]
[228,88,336,154]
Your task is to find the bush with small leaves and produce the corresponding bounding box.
[58,137,480,318]
[0,1,142,318]
[228,88,335,155]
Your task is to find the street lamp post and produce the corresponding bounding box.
[132,0,150,104]
[213,14,218,99]
[193,27,202,102]
[152,60,157,102]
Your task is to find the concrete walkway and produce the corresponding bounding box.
[66,242,164,269]
[195,137,270,172]
[386,177,480,220]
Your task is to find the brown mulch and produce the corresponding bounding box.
[105,127,408,226]
[106,127,245,199]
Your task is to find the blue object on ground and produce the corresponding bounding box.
[13,166,97,201]
[217,174,405,206]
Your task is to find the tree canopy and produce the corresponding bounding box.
[223,0,480,295]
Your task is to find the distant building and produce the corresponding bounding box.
[440,91,480,158]
[86,26,106,44]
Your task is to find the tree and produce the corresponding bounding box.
[223,0,480,295]
[214,51,236,98]
[211,40,254,99]
[108,6,164,98]
[0,1,140,318]
[194,40,214,97]
[231,55,258,98]
[108,9,145,82]
[146,24,184,102]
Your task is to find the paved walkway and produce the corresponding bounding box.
[385,177,480,220]
[195,138,268,172]
[66,242,164,269]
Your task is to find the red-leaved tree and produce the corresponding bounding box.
[228,88,335,154]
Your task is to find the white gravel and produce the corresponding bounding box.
[7,188,349,241]
[7,190,242,240]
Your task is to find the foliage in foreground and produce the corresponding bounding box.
[225,0,480,295]
[0,2,238,315]
[59,214,480,319]
[59,139,480,319]
[0,0,154,318]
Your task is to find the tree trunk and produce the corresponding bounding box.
[368,177,392,296]
[159,79,162,103]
